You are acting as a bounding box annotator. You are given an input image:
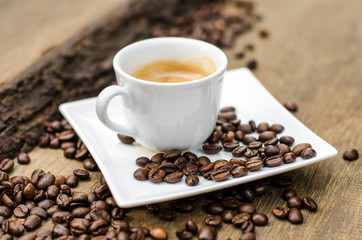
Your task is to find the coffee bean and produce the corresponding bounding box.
[273,175,292,187]
[38,133,50,147]
[283,152,296,163]
[251,212,268,226]
[258,131,276,142]
[64,147,76,159]
[241,220,255,233]
[9,221,25,237]
[66,175,79,187]
[198,226,217,240]
[300,148,316,159]
[57,193,71,208]
[256,122,269,133]
[59,130,76,141]
[198,156,211,167]
[49,137,60,148]
[135,157,150,167]
[18,233,36,240]
[0,159,14,172]
[244,149,258,159]
[184,219,198,234]
[264,145,280,156]
[185,175,199,186]
[148,168,166,183]
[248,141,262,150]
[176,229,192,240]
[60,141,75,150]
[117,134,135,144]
[205,215,223,228]
[221,196,239,209]
[281,188,297,200]
[302,196,318,211]
[343,149,359,161]
[288,208,303,224]
[159,208,176,221]
[83,158,98,171]
[75,149,88,160]
[37,172,55,190]
[112,220,129,231]
[237,203,256,215]
[203,144,222,154]
[232,213,251,227]
[0,171,9,182]
[13,204,29,218]
[205,202,224,215]
[150,227,167,240]
[1,193,16,208]
[242,136,257,145]
[164,150,181,160]
[73,169,89,180]
[264,137,278,146]
[239,232,256,240]
[183,162,198,176]
[133,168,149,181]
[283,101,298,112]
[265,155,283,167]
[219,111,236,120]
[89,219,108,236]
[292,143,312,156]
[24,215,42,231]
[269,124,284,133]
[72,207,90,218]
[287,196,303,208]
[235,130,245,141]
[54,175,66,186]
[53,223,70,237]
[89,207,111,222]
[17,152,31,164]
[238,186,255,203]
[253,181,268,196]
[0,206,12,218]
[70,218,90,235]
[223,141,239,151]
[272,206,289,219]
[90,200,109,212]
[46,185,59,199]
[30,207,49,219]
[174,200,194,213]
[238,124,252,134]
[279,136,295,146]
[245,159,263,172]
[221,209,236,223]
[221,131,236,143]
[47,205,62,216]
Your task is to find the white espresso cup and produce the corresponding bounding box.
[96,37,227,151]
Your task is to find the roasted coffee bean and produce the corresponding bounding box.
[272,206,289,219]
[72,169,89,180]
[300,148,316,159]
[70,218,90,235]
[72,192,88,203]
[283,101,298,112]
[185,175,199,186]
[49,137,60,148]
[235,130,245,141]
[252,181,268,196]
[203,144,222,154]
[1,193,16,208]
[302,197,318,211]
[36,228,52,238]
[164,150,181,160]
[222,122,236,132]
[221,209,236,223]
[159,162,176,174]
[199,162,215,175]
[221,196,239,209]
[22,183,35,200]
[238,124,252,134]
[60,141,76,150]
[256,122,269,133]
[46,185,59,199]
[211,169,230,182]
[238,186,255,203]
[57,193,71,208]
[242,136,257,145]
[198,226,217,240]
[287,196,303,208]
[0,159,14,172]
[173,157,187,170]
[149,227,167,240]
[183,162,198,176]
[54,175,66,186]
[37,172,55,190]
[283,152,297,163]
[239,232,256,240]
[237,203,256,215]
[60,184,72,195]
[52,211,72,225]
[89,208,111,222]
[117,134,135,144]
[219,111,236,120]
[87,192,98,204]
[89,219,108,236]
[13,204,29,218]
[251,212,268,226]
[53,223,71,237]
[0,206,12,218]
[0,171,9,182]
[174,200,194,213]
[30,207,49,219]
[264,137,278,146]
[205,202,224,215]
[38,133,50,147]
[223,141,239,151]
[151,153,165,164]
[288,208,303,224]
[38,199,55,209]
[17,152,31,165]
[90,200,109,212]
[112,220,129,231]
[273,175,292,187]
[248,141,262,150]
[280,136,295,146]
[258,131,276,142]
[241,220,255,233]
[66,175,79,187]
[185,219,198,234]
[59,130,76,141]
[176,229,192,240]
[232,213,251,227]
[1,219,10,234]
[205,216,223,228]
[148,168,166,183]
[9,221,25,237]
[145,162,160,171]
[64,147,76,159]
[265,155,283,167]
[75,149,88,160]
[146,204,160,215]
[83,158,98,171]
[117,231,130,240]
[264,145,280,156]
[72,207,90,218]
[292,143,312,156]
[245,159,263,172]
[135,157,151,167]
[159,208,176,221]
[244,149,258,159]
[231,146,247,157]
[133,168,149,181]
[277,143,290,155]
[18,233,36,240]
[343,149,359,161]
[47,205,62,216]
[269,124,284,133]
[220,131,235,143]
[24,215,41,231]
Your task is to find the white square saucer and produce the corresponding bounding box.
[59,68,337,208]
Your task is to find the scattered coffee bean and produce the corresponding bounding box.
[246,60,257,70]
[288,208,303,224]
[24,215,42,231]
[283,101,298,112]
[232,213,251,227]
[73,169,89,180]
[251,212,268,226]
[159,208,177,221]
[17,152,31,164]
[205,216,223,228]
[272,206,289,219]
[237,203,256,215]
[0,159,14,172]
[150,227,167,240]
[83,158,98,171]
[198,225,217,240]
[221,209,236,223]
[239,232,256,240]
[343,149,359,161]
[302,196,318,211]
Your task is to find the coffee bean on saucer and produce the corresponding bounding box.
[292,143,312,156]
[279,136,295,146]
[283,101,298,112]
[300,148,316,159]
[343,149,359,161]
[164,172,184,183]
[135,157,151,167]
[283,152,296,163]
[148,169,166,183]
[117,134,135,144]
[17,152,31,164]
[269,124,284,133]
[203,144,223,154]
[185,175,199,186]
[134,168,149,181]
[302,196,318,211]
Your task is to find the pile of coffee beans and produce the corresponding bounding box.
[133,106,317,186]
[272,188,318,225]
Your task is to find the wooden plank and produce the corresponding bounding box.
[2,0,362,239]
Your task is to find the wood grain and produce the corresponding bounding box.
[2,0,362,239]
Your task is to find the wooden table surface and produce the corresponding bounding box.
[1,0,361,239]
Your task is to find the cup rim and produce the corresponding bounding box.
[113,37,228,86]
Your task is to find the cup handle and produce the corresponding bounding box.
[96,85,137,137]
